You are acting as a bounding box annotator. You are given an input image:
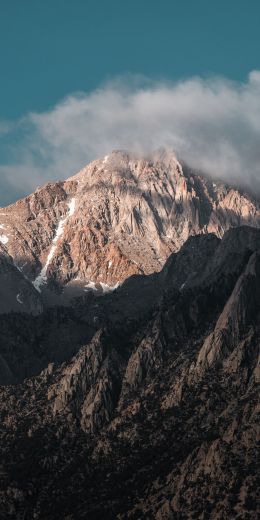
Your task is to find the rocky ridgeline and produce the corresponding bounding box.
[1,149,260,310]
[0,226,259,518]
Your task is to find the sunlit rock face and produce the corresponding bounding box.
[0,149,260,307]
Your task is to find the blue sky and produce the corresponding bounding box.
[1,0,259,119]
[0,0,260,204]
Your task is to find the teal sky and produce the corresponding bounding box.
[0,0,260,206]
[1,0,260,120]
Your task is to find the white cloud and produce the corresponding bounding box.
[1,71,260,204]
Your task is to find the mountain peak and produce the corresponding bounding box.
[0,151,260,309]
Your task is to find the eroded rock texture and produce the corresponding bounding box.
[1,149,260,309]
[0,226,259,519]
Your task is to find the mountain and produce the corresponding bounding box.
[1,149,260,310]
[0,226,259,518]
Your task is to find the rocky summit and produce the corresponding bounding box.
[0,152,259,519]
[0,149,260,310]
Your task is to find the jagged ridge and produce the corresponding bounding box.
[0,226,259,519]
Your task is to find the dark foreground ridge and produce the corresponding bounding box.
[0,226,259,519]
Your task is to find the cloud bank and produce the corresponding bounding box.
[1,71,260,204]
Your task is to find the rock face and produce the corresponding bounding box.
[0,226,259,519]
[195,249,260,377]
[1,149,260,308]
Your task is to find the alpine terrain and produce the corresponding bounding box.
[0,150,259,519]
[0,149,260,311]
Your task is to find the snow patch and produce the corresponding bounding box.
[0,234,9,245]
[84,280,120,294]
[53,216,67,243]
[14,261,25,274]
[68,197,76,216]
[16,293,23,305]
[33,198,76,292]
[100,281,120,293]
[85,281,98,292]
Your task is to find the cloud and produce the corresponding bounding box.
[0,71,260,204]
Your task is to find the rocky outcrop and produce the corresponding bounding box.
[50,330,124,432]
[194,250,260,377]
[123,318,165,390]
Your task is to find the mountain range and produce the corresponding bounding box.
[0,151,259,519]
